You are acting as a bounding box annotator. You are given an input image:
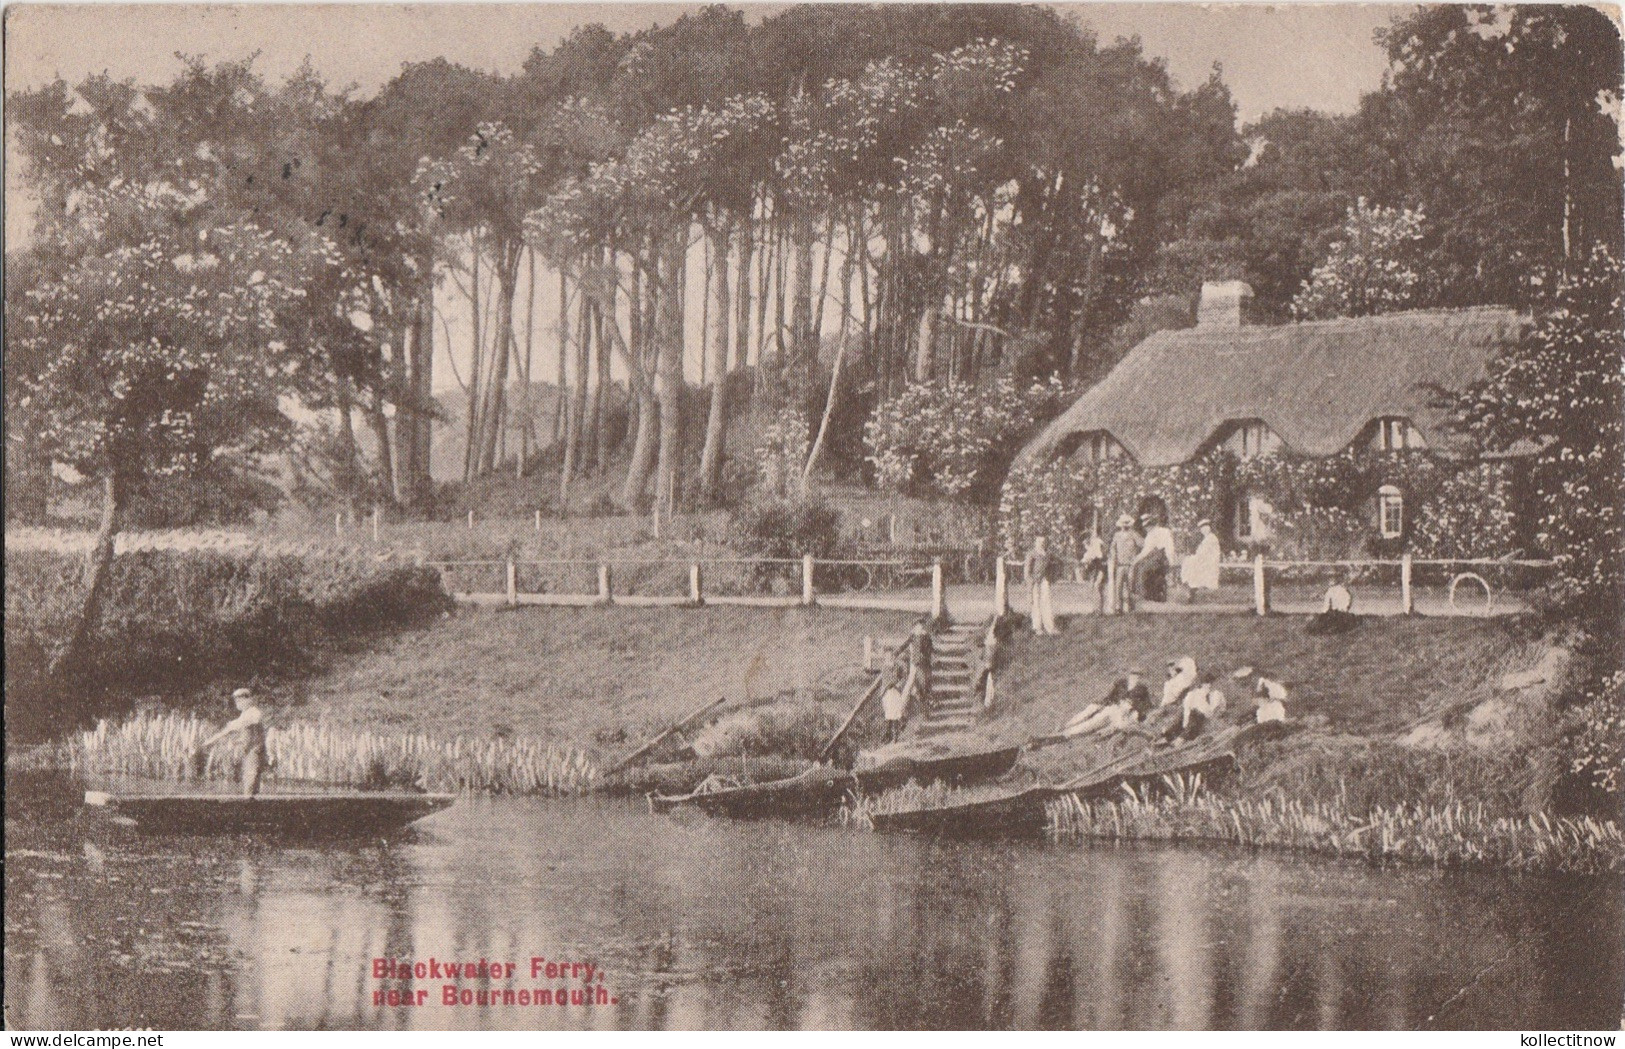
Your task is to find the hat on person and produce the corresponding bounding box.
[1197,518,1212,529]
[1139,513,1155,525]
[1230,666,1254,680]
[1116,514,1134,528]
[232,687,254,700]
[1127,666,1145,676]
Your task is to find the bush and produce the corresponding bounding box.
[1269,505,1368,560]
[688,694,842,760]
[730,496,843,559]
[1570,672,1624,801]
[4,548,451,740]
[865,375,1071,502]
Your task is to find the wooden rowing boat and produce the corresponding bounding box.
[648,743,1021,819]
[869,728,1252,835]
[83,791,456,836]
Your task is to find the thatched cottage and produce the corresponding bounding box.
[1006,283,1532,558]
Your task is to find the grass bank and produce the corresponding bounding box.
[278,604,911,761]
[4,547,451,740]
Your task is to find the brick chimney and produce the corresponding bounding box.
[1197,280,1254,328]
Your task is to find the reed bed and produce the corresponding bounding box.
[68,711,600,796]
[1045,774,1623,876]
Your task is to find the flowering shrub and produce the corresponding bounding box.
[999,451,1229,558]
[865,375,1069,501]
[1452,248,1622,625]
[1268,505,1368,560]
[752,406,811,499]
[1292,198,1428,320]
[1001,445,1520,561]
[1412,462,1520,558]
[1571,672,1623,798]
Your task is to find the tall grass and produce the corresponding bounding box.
[1045,774,1623,876]
[69,711,599,796]
[841,777,1039,829]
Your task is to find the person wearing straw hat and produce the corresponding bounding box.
[1108,514,1142,613]
[1180,518,1223,595]
[197,686,272,796]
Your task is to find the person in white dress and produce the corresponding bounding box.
[1180,518,1223,594]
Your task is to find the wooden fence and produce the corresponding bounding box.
[424,553,1556,620]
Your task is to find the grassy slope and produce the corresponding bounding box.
[283,605,916,757]
[991,612,1527,740]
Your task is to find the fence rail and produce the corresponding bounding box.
[425,551,1556,620]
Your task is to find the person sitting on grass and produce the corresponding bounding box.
[1254,675,1289,724]
[1308,576,1361,635]
[1165,672,1226,742]
[196,686,272,797]
[1062,667,1151,738]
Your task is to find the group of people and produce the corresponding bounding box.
[1060,658,1289,744]
[879,616,1007,743]
[1023,513,1225,630]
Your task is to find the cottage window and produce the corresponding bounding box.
[1063,430,1124,464]
[1374,417,1425,452]
[1378,485,1404,538]
[1233,491,1273,541]
[1223,420,1282,460]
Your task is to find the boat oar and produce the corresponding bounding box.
[608,696,729,775]
[817,672,888,763]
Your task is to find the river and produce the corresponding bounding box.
[5,778,1620,1030]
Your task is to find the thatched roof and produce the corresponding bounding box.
[1019,307,1525,468]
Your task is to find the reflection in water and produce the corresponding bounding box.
[5,790,1621,1030]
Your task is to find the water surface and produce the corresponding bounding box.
[5,779,1620,1030]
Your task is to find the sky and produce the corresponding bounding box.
[3,2,1403,118]
[3,2,1411,397]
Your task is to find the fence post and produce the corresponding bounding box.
[335,511,343,537]
[372,506,381,542]
[506,559,518,607]
[598,563,613,605]
[690,562,704,606]
[467,509,475,531]
[864,635,875,672]
[1401,553,1414,615]
[1105,559,1118,615]
[994,556,1010,616]
[534,509,542,533]
[802,554,816,606]
[1253,553,1269,616]
[931,558,945,621]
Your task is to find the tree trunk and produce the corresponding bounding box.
[805,229,857,484]
[699,223,732,501]
[410,272,436,503]
[654,229,687,522]
[552,269,569,445]
[593,291,612,474]
[463,243,482,483]
[561,279,592,501]
[476,247,518,475]
[367,399,396,506]
[915,299,938,382]
[623,388,658,509]
[732,215,754,371]
[47,472,124,691]
[790,211,814,368]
